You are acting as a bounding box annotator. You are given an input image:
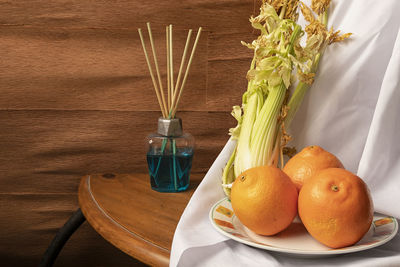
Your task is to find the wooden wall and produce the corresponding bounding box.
[0,0,259,265]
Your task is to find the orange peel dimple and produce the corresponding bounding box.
[331,184,339,192]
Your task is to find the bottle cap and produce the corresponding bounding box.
[157,117,183,136]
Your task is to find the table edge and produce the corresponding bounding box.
[78,174,170,267]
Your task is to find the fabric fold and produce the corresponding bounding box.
[357,27,400,218]
[170,139,236,267]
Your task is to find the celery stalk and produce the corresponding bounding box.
[221,1,350,196]
[234,23,302,177]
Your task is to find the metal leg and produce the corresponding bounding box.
[39,208,86,267]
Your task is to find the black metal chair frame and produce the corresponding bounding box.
[39,208,86,267]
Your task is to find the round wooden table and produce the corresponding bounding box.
[78,173,202,266]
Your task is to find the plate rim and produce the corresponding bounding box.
[209,197,399,256]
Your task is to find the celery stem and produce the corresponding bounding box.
[222,146,237,197]
[285,82,310,128]
[322,10,329,27]
[279,0,289,19]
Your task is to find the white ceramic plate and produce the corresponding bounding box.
[210,197,398,257]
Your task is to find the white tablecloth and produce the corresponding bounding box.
[171,0,400,266]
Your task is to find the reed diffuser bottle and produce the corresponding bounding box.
[138,22,201,192]
[146,118,194,192]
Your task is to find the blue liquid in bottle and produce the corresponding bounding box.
[147,148,193,192]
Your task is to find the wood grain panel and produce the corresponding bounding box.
[207,58,250,111]
[0,0,254,32]
[208,31,255,61]
[0,110,233,193]
[0,25,262,112]
[0,26,208,112]
[205,31,254,111]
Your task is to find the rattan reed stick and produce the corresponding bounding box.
[171,29,192,110]
[146,23,168,117]
[166,26,171,112]
[169,25,175,100]
[138,28,167,118]
[171,27,202,117]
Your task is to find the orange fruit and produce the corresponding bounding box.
[298,168,374,248]
[283,145,344,191]
[231,165,298,236]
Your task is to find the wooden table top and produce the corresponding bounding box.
[78,172,203,266]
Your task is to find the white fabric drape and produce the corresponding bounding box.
[171,0,400,266]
